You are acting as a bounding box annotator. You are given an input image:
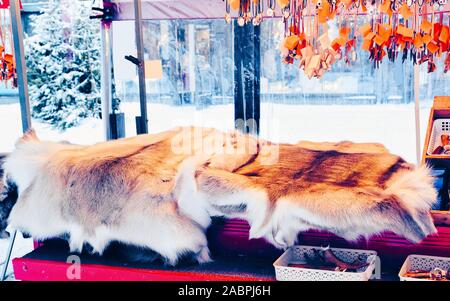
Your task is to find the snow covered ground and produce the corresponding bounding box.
[0,101,432,280]
[0,232,34,281]
[0,101,432,161]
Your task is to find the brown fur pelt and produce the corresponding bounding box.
[0,127,437,264]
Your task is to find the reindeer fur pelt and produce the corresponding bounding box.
[0,127,437,264]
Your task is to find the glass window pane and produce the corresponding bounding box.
[419,60,450,155]
[23,0,104,145]
[0,94,22,153]
[0,9,22,153]
[260,17,417,163]
[113,19,234,136]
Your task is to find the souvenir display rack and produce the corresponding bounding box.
[422,96,450,225]
[223,0,450,79]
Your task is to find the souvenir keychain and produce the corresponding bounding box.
[444,16,450,72]
[6,7,16,88]
[344,4,358,65]
[225,0,232,24]
[267,0,276,16]
[0,9,5,83]
[0,6,17,88]
[427,6,437,72]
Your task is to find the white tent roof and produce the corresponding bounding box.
[111,0,233,20]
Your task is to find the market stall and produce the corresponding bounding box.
[1,0,450,281]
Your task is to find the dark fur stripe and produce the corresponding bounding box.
[232,144,260,173]
[336,171,361,187]
[212,203,247,215]
[0,178,18,234]
[378,158,406,186]
[292,150,341,180]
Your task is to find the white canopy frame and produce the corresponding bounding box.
[1,0,31,281]
[112,0,234,20]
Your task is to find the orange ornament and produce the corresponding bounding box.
[364,31,376,41]
[339,27,350,39]
[434,23,442,41]
[398,3,413,19]
[379,0,393,17]
[378,23,391,43]
[276,0,290,9]
[421,20,433,34]
[359,23,372,37]
[230,0,240,10]
[397,24,414,38]
[439,26,449,44]
[413,34,424,48]
[422,34,433,45]
[284,35,300,51]
[427,42,439,54]
[374,34,385,46]
[361,38,373,51]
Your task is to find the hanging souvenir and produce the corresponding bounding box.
[0,0,22,88]
[224,0,450,76]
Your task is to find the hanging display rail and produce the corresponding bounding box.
[225,0,450,78]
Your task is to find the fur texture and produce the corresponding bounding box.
[0,127,438,265]
[0,155,17,239]
[2,128,213,265]
[176,135,438,248]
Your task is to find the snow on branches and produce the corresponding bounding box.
[25,0,102,130]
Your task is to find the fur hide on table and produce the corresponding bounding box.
[0,127,437,264]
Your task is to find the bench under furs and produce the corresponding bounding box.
[0,127,438,265]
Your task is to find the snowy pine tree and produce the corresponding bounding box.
[25,0,102,130]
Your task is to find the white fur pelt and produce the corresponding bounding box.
[2,128,213,265]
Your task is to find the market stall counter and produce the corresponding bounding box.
[11,218,450,281]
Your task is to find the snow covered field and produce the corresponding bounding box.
[0,101,432,161]
[0,101,432,280]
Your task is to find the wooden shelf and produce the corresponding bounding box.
[422,96,450,222]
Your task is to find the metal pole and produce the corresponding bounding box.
[414,62,421,165]
[134,0,148,134]
[101,20,113,141]
[0,231,17,281]
[413,2,421,166]
[11,0,31,132]
[2,0,32,281]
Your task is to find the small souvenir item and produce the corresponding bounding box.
[432,145,444,154]
[404,268,450,280]
[288,246,369,272]
[237,16,245,26]
[230,0,240,10]
[225,0,232,23]
[0,4,20,88]
[432,134,450,154]
[444,53,450,73]
[267,0,276,16]
[403,270,433,278]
